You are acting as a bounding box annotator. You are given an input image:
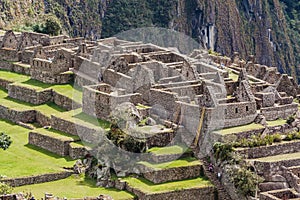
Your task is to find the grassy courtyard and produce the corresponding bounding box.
[15,175,134,200]
[0,120,74,178]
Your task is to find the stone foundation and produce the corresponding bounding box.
[8,83,53,105]
[142,164,202,184]
[29,131,77,156]
[2,171,73,187]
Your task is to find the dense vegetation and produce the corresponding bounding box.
[101,0,177,38]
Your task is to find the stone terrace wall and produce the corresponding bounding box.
[0,105,36,123]
[0,49,19,61]
[261,103,298,120]
[36,111,51,127]
[0,78,13,90]
[29,131,76,156]
[237,140,300,159]
[8,83,53,105]
[254,158,300,177]
[2,171,73,187]
[124,183,215,200]
[53,91,81,111]
[142,164,202,184]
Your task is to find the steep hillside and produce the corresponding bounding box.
[0,0,299,80]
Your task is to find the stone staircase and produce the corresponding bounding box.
[202,159,232,200]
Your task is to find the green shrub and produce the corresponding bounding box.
[0,182,13,195]
[0,132,12,150]
[286,116,295,125]
[273,134,282,142]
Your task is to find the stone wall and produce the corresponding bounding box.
[51,115,78,136]
[68,143,89,159]
[0,78,13,90]
[0,49,19,61]
[0,105,36,123]
[149,89,178,116]
[12,63,31,75]
[124,182,215,200]
[8,83,53,105]
[254,158,300,177]
[261,103,298,120]
[36,111,51,127]
[142,164,202,184]
[205,101,257,130]
[2,171,73,187]
[237,140,300,159]
[0,60,14,71]
[29,131,76,156]
[53,91,81,111]
[82,84,141,120]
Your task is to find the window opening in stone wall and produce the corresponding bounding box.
[235,108,238,113]
[246,106,249,112]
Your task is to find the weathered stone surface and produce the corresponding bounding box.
[142,164,202,184]
[2,171,73,187]
[259,182,289,192]
[8,83,53,105]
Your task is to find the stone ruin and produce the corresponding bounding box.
[1,30,300,199]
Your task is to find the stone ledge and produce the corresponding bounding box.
[142,164,202,184]
[2,171,73,187]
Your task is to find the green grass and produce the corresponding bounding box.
[0,89,66,116]
[51,84,82,104]
[15,175,134,200]
[73,111,110,129]
[0,69,30,83]
[267,119,286,127]
[0,120,74,178]
[122,176,212,194]
[147,145,188,155]
[228,70,239,81]
[253,151,300,162]
[138,157,201,170]
[0,70,82,103]
[34,128,80,141]
[219,123,264,135]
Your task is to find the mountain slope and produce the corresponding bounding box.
[0,0,299,81]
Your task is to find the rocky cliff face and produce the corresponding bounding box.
[0,0,299,80]
[173,0,298,78]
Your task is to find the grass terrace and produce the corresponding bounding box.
[138,157,201,170]
[122,176,212,194]
[147,145,189,155]
[0,69,83,103]
[218,123,264,135]
[0,69,30,83]
[0,120,74,178]
[251,151,300,162]
[0,89,66,116]
[15,175,134,200]
[267,118,287,127]
[34,128,80,141]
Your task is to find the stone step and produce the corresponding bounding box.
[120,176,215,200]
[202,160,232,200]
[139,157,202,184]
[12,62,31,75]
[68,142,91,159]
[145,144,193,163]
[8,82,53,105]
[28,128,80,157]
[236,140,300,159]
[250,152,300,177]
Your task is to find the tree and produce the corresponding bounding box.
[0,182,13,195]
[0,132,12,150]
[44,15,62,36]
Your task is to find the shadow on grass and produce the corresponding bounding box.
[25,144,75,162]
[22,79,53,89]
[73,112,110,129]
